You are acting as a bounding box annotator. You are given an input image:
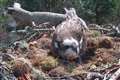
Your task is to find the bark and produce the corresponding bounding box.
[7,7,66,28]
[109,68,120,80]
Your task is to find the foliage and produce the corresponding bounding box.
[17,0,117,24]
[0,0,8,7]
[0,0,120,24]
[92,31,101,37]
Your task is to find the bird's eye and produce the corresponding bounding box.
[64,45,70,49]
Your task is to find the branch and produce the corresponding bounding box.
[7,7,66,27]
[109,68,120,80]
[86,72,104,80]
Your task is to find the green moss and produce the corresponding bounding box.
[92,31,101,37]
[41,56,58,71]
[67,63,76,73]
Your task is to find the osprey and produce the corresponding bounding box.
[51,8,88,63]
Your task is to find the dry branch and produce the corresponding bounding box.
[86,72,104,80]
[109,68,120,80]
[7,6,66,27]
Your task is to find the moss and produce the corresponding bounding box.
[41,56,58,71]
[92,31,101,37]
[66,63,76,73]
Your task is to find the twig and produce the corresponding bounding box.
[26,32,39,42]
[89,28,111,32]
[102,65,120,80]
[86,72,104,80]
[109,68,120,80]
[33,28,55,32]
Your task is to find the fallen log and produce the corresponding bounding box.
[7,3,66,29]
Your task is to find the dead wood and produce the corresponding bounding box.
[109,68,120,80]
[7,6,66,28]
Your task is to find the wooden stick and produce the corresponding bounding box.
[109,68,120,80]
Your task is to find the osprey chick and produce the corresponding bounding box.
[52,8,87,63]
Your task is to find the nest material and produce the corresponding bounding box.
[12,59,31,78]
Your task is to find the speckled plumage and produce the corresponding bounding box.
[52,8,87,62]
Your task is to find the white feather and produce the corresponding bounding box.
[79,37,83,49]
[54,42,59,48]
[77,47,80,53]
[79,18,89,30]
[32,21,36,26]
[63,37,79,46]
[63,38,73,46]
[63,37,80,53]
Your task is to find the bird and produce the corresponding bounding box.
[51,8,87,64]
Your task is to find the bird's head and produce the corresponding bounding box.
[52,35,83,60]
[64,8,78,19]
